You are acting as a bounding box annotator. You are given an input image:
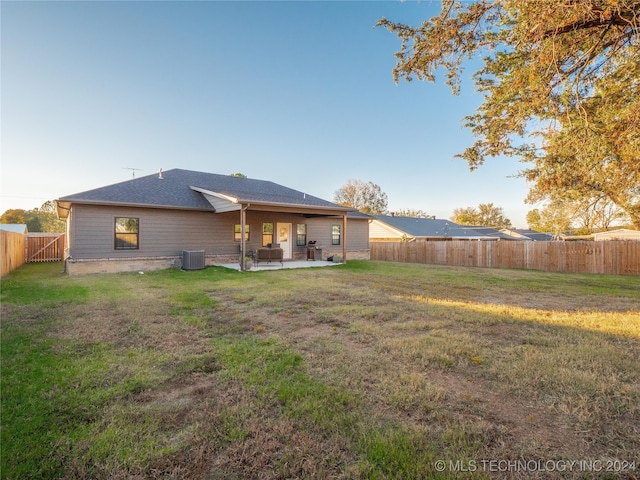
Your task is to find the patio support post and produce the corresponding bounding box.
[342,213,347,263]
[240,205,247,271]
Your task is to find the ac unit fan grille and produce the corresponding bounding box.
[182,250,205,270]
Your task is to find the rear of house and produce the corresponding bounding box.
[57,169,370,274]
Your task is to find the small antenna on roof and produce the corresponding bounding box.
[123,167,142,178]
[158,168,163,179]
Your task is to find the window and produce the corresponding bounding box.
[296,224,307,246]
[115,217,139,250]
[331,224,341,245]
[262,222,273,247]
[234,224,250,241]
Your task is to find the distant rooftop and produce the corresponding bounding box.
[0,224,28,234]
[373,215,516,239]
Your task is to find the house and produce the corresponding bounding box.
[55,169,370,275]
[500,228,555,241]
[592,228,640,241]
[0,224,28,234]
[369,215,517,241]
[460,226,520,240]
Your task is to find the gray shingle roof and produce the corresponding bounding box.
[57,169,347,212]
[374,215,459,237]
[374,215,487,238]
[374,215,519,239]
[461,226,520,240]
[513,229,555,241]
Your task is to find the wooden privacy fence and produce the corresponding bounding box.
[370,240,640,275]
[1,232,65,277]
[26,233,65,262]
[1,230,26,277]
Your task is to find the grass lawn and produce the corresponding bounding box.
[1,261,639,479]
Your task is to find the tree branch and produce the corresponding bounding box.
[543,10,639,38]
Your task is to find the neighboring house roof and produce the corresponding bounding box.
[56,169,354,218]
[346,211,374,220]
[0,224,28,234]
[459,226,520,240]
[371,215,514,240]
[592,228,640,241]
[501,228,555,241]
[371,215,458,238]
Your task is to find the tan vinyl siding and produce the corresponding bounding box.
[346,218,370,249]
[69,205,232,259]
[306,217,370,250]
[236,213,369,254]
[68,205,369,260]
[369,219,405,240]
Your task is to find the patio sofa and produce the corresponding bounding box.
[256,247,284,265]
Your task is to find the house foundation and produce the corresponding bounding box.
[65,249,370,275]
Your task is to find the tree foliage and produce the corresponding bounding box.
[378,0,640,227]
[526,205,573,236]
[528,195,629,234]
[1,209,27,225]
[451,203,513,229]
[392,208,433,218]
[0,201,65,233]
[333,179,388,215]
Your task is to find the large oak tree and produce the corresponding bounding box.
[333,179,389,215]
[378,0,640,227]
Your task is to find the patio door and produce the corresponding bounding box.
[276,223,292,260]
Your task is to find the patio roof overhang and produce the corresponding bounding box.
[189,186,354,216]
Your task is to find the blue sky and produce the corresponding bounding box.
[1,1,532,227]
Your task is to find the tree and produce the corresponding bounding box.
[36,201,66,233]
[333,179,388,215]
[0,201,65,233]
[451,203,513,229]
[526,205,573,237]
[378,0,640,227]
[1,209,26,224]
[528,195,629,235]
[392,208,432,218]
[450,207,479,226]
[573,196,629,232]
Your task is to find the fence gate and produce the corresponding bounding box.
[26,233,65,262]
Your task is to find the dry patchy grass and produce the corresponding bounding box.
[1,261,639,479]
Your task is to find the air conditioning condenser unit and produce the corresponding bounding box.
[182,250,205,270]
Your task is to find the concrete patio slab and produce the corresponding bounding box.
[216,260,340,272]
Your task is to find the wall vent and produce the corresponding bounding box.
[182,250,205,270]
